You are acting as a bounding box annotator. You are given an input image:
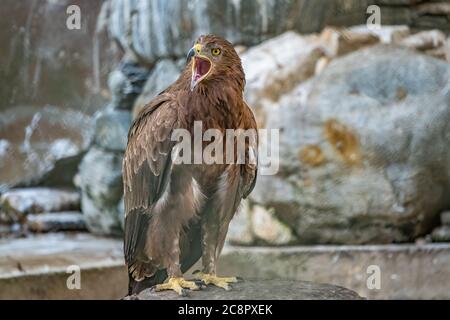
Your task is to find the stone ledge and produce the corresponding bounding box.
[1,234,448,299]
[218,243,450,299]
[0,233,127,299]
[125,279,363,300]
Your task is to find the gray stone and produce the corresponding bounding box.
[227,200,254,245]
[0,0,118,114]
[218,243,450,299]
[132,59,182,118]
[348,25,410,44]
[441,211,450,226]
[26,211,86,233]
[94,109,132,152]
[251,45,450,244]
[0,188,80,221]
[399,30,447,50]
[127,279,363,300]
[0,233,126,299]
[0,106,94,191]
[431,226,450,242]
[107,0,405,64]
[251,205,295,245]
[78,146,123,236]
[108,61,150,110]
[241,32,324,124]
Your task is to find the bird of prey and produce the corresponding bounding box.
[123,35,258,296]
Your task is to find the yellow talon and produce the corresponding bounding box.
[193,272,238,291]
[154,277,200,296]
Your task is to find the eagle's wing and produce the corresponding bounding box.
[240,102,258,199]
[123,92,182,279]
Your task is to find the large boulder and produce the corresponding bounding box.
[0,106,94,192]
[248,45,450,244]
[77,146,123,236]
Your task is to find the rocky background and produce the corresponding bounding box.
[1,0,450,246]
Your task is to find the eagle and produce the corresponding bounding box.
[123,35,258,296]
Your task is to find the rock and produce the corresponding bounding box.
[94,109,132,152]
[431,227,450,242]
[250,45,450,244]
[0,224,11,237]
[125,279,363,300]
[399,30,446,50]
[132,59,182,118]
[241,31,324,123]
[348,25,410,44]
[0,106,94,191]
[251,205,295,245]
[441,212,450,226]
[108,60,150,110]
[78,146,123,236]
[227,200,254,245]
[0,0,118,114]
[0,188,80,221]
[318,27,379,57]
[218,243,450,299]
[26,211,87,233]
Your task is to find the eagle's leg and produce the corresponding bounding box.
[153,174,203,296]
[194,178,241,291]
[154,236,200,296]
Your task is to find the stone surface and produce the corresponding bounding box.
[431,226,450,242]
[0,106,94,191]
[348,25,410,44]
[227,201,254,245]
[78,146,123,236]
[399,30,447,50]
[249,45,450,244]
[218,243,450,299]
[241,31,324,124]
[26,211,86,233]
[441,211,450,226]
[0,188,80,221]
[106,0,447,64]
[0,233,127,299]
[318,27,379,57]
[108,61,150,110]
[132,59,182,118]
[251,205,295,245]
[0,0,118,113]
[94,109,132,152]
[128,279,363,300]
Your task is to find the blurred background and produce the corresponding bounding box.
[1,0,450,299]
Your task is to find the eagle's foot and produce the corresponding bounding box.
[154,277,200,296]
[193,272,238,291]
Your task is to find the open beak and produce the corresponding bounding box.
[188,44,212,91]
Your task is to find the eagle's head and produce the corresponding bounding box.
[186,35,245,92]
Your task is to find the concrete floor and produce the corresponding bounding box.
[0,233,449,299]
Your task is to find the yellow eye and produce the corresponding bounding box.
[211,48,221,56]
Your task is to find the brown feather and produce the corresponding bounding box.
[123,34,257,293]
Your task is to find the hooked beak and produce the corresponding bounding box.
[188,44,212,91]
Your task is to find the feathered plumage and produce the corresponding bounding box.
[123,35,257,295]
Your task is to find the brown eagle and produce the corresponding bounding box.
[123,35,258,296]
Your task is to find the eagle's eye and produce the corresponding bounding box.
[211,48,221,56]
